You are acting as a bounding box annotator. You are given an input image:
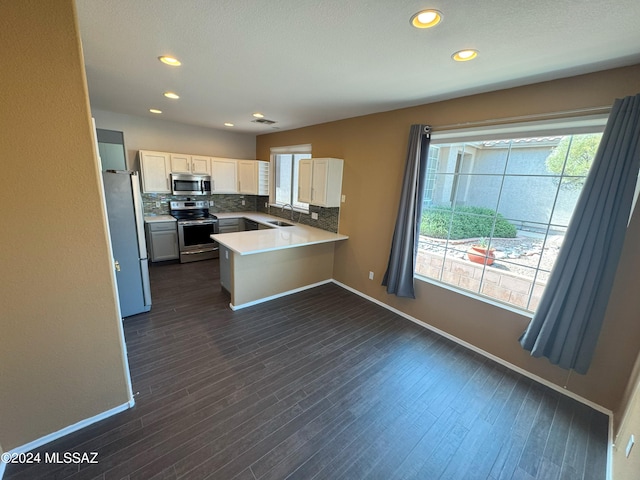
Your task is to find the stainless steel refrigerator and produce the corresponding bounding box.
[101,170,152,317]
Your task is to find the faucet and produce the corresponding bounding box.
[282,203,294,221]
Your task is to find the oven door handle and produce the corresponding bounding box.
[180,221,215,226]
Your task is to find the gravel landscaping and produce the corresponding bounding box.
[418,233,565,282]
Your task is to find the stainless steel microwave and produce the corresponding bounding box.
[171,173,211,195]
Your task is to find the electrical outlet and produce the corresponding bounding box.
[626,434,635,458]
[341,194,346,203]
[209,200,214,207]
[264,202,268,208]
[241,200,245,206]
[155,201,161,208]
[311,212,318,220]
[368,271,374,280]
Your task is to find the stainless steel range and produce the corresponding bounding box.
[170,200,219,263]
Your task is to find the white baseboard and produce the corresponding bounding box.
[0,398,134,479]
[229,279,333,310]
[331,279,614,479]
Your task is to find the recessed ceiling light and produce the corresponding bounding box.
[452,49,478,62]
[252,112,265,118]
[149,108,162,114]
[164,91,180,99]
[158,56,181,66]
[410,9,442,29]
[224,122,234,127]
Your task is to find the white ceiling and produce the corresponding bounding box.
[76,0,640,134]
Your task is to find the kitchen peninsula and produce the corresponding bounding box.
[212,213,348,309]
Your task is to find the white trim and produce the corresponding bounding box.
[229,279,332,311]
[331,279,611,416]
[431,114,609,144]
[1,400,133,475]
[269,143,312,154]
[608,417,614,480]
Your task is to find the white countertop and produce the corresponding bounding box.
[212,212,348,255]
[144,215,177,223]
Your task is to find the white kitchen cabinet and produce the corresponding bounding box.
[139,150,171,193]
[238,160,269,195]
[298,159,313,204]
[170,153,191,173]
[146,222,179,262]
[191,155,211,175]
[170,154,211,175]
[211,157,238,193]
[297,158,343,207]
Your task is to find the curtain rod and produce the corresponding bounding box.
[431,105,612,132]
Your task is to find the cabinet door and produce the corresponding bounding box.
[140,151,171,193]
[211,158,238,193]
[297,159,313,204]
[150,229,179,261]
[238,161,257,194]
[311,158,329,206]
[307,158,343,207]
[170,153,191,173]
[191,156,211,175]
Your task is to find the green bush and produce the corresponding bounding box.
[420,205,517,240]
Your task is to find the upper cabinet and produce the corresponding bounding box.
[298,159,313,204]
[211,157,238,193]
[298,158,343,207]
[238,160,269,195]
[140,150,171,193]
[170,154,211,175]
[169,153,191,173]
[139,150,267,196]
[191,156,211,175]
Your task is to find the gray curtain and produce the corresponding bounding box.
[520,93,640,374]
[383,124,431,298]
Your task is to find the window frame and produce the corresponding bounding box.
[270,144,312,212]
[414,114,609,314]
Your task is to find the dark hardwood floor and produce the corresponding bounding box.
[5,259,608,480]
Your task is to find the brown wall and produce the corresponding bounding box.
[0,0,131,449]
[613,351,640,477]
[256,64,640,413]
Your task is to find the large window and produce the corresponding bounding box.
[271,145,311,211]
[415,117,606,313]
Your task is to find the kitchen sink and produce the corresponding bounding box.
[268,220,294,227]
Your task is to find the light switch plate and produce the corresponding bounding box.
[311,212,318,220]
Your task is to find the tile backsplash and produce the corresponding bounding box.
[143,194,340,233]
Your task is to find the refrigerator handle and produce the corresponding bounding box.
[131,172,148,259]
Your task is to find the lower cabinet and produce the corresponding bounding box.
[218,218,241,233]
[146,222,179,262]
